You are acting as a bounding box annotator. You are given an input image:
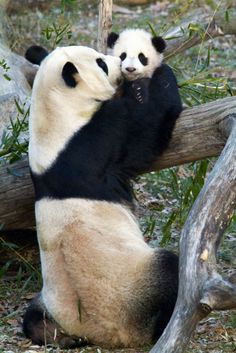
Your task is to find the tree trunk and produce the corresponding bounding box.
[150,115,236,353]
[1,96,236,230]
[97,0,113,53]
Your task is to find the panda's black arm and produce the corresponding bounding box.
[116,64,183,177]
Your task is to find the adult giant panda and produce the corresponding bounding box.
[23,45,180,349]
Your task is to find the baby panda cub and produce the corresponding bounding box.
[107,28,182,155]
[23,45,180,349]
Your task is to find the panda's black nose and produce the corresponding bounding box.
[126,67,136,73]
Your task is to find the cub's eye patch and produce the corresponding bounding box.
[120,52,127,61]
[138,53,148,66]
[96,58,108,76]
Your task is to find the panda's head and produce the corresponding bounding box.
[107,29,166,81]
[29,46,121,173]
[32,45,121,103]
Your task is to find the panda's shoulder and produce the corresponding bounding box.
[151,63,178,86]
[153,63,175,77]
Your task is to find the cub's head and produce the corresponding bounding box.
[107,29,166,81]
[29,46,121,173]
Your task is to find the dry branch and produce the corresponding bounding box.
[150,114,236,353]
[165,7,236,58]
[0,96,236,230]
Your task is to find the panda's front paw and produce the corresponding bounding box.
[131,78,150,104]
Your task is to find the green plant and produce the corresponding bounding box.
[139,160,212,246]
[165,160,210,240]
[143,215,157,239]
[0,236,42,290]
[0,100,29,164]
[61,0,77,12]
[228,313,236,329]
[0,59,11,81]
[42,22,72,48]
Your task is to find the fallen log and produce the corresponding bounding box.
[0,96,236,230]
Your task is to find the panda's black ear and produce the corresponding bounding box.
[152,36,166,53]
[25,45,49,65]
[107,32,119,48]
[62,62,78,88]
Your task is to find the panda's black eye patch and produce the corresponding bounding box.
[120,52,127,61]
[138,53,148,66]
[96,58,108,76]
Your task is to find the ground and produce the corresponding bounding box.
[0,1,236,352]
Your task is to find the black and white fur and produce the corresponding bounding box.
[23,45,181,348]
[108,28,169,107]
[107,29,166,81]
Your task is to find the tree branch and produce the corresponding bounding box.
[150,115,236,353]
[200,278,236,311]
[1,97,236,230]
[165,7,236,58]
[0,158,35,229]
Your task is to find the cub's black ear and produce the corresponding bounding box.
[152,36,166,53]
[62,62,78,88]
[107,32,119,48]
[25,45,49,65]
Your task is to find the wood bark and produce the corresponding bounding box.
[97,0,113,54]
[150,114,236,353]
[1,96,236,230]
[0,158,35,229]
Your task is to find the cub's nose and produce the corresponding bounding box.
[126,67,136,73]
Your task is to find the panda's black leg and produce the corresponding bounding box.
[149,249,179,341]
[23,294,88,348]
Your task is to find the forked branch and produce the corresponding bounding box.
[150,115,236,353]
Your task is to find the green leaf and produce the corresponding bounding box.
[225,9,229,23]
[0,261,11,278]
[161,211,177,246]
[147,22,157,37]
[206,46,211,67]
[3,73,11,81]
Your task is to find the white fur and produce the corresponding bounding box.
[36,198,154,345]
[29,46,121,174]
[29,46,155,345]
[28,45,166,347]
[111,29,163,81]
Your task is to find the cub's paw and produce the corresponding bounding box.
[131,78,150,104]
